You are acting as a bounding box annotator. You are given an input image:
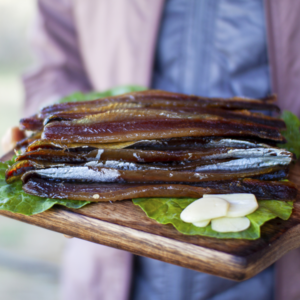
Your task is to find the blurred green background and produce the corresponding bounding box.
[0,1,65,299]
[0,0,34,153]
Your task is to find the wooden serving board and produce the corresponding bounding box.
[1,151,300,281]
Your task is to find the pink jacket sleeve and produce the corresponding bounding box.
[265,0,300,117]
[22,0,92,117]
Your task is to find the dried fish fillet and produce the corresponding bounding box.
[5,160,65,184]
[7,156,290,184]
[21,165,286,184]
[195,157,292,172]
[208,178,297,200]
[41,106,285,129]
[16,147,293,164]
[22,177,297,202]
[15,132,42,152]
[39,90,279,115]
[22,179,220,201]
[42,118,284,143]
[25,139,139,152]
[19,115,43,131]
[25,138,274,152]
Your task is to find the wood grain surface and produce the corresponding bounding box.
[0,155,300,280]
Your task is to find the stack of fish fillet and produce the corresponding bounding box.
[6,90,298,202]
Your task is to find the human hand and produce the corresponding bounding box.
[63,235,73,239]
[1,126,26,153]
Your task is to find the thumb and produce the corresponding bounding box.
[1,127,26,153]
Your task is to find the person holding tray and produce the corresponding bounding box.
[2,0,300,300]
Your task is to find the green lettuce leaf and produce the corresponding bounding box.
[132,198,293,240]
[0,160,89,216]
[278,110,300,159]
[58,85,147,103]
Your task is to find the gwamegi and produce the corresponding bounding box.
[8,90,297,202]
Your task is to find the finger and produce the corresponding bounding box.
[1,127,26,153]
[63,234,73,239]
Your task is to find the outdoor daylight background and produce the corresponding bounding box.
[0,1,65,299]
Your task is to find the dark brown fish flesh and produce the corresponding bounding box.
[42,117,285,143]
[22,178,297,202]
[39,90,279,115]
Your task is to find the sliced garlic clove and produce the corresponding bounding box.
[203,194,258,217]
[211,217,250,232]
[180,197,229,223]
[192,219,211,227]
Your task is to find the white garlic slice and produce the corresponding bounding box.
[211,217,250,232]
[192,219,211,227]
[180,197,229,223]
[203,194,258,217]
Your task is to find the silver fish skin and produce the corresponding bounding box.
[84,160,162,170]
[206,147,293,160]
[24,167,121,182]
[22,156,290,183]
[196,157,292,172]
